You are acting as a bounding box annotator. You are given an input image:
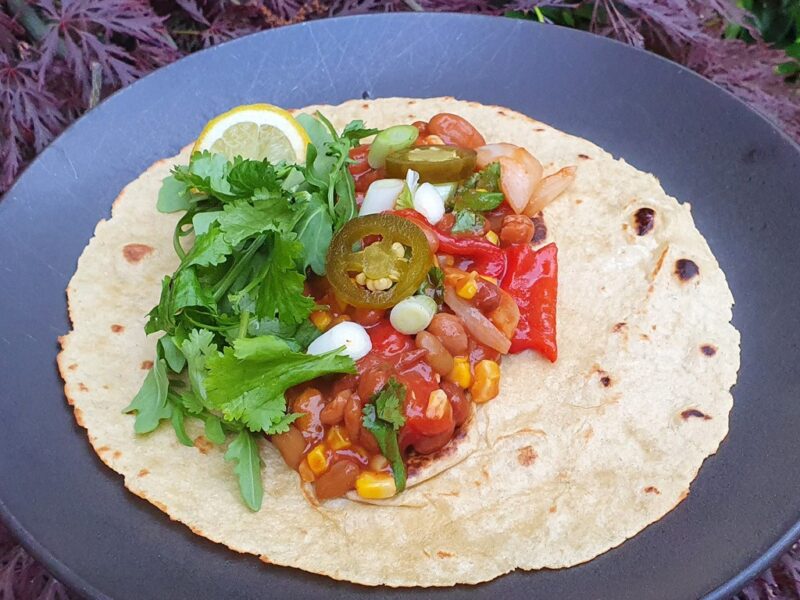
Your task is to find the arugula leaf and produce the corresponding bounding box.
[224,430,264,511]
[218,200,299,246]
[158,335,186,373]
[293,191,333,275]
[362,404,407,493]
[183,224,233,268]
[124,359,170,434]
[203,415,226,444]
[168,396,194,447]
[372,378,406,430]
[205,336,355,434]
[451,209,486,234]
[255,234,315,325]
[181,329,217,403]
[157,175,191,213]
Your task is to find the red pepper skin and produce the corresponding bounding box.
[392,209,507,279]
[501,243,558,362]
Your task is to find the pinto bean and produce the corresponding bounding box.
[344,392,364,442]
[500,214,535,245]
[320,390,350,426]
[473,279,501,313]
[357,366,390,401]
[314,460,360,500]
[271,426,306,470]
[441,381,470,426]
[427,313,469,356]
[415,331,454,376]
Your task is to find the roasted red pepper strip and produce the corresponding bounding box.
[392,209,507,279]
[501,243,558,362]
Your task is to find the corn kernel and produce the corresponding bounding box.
[298,460,315,482]
[455,273,478,300]
[326,425,351,450]
[306,443,330,476]
[470,359,501,404]
[426,389,450,419]
[447,356,472,389]
[485,230,500,245]
[355,471,397,499]
[309,310,332,332]
[355,272,367,286]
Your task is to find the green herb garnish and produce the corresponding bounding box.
[362,378,407,493]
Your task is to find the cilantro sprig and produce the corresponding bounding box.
[361,378,408,493]
[126,114,375,511]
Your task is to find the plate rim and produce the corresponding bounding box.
[1,12,799,599]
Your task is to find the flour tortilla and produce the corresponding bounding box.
[58,97,740,586]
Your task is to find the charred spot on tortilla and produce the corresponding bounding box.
[141,360,154,370]
[701,344,717,356]
[193,436,214,454]
[634,207,656,235]
[644,486,661,495]
[78,382,89,392]
[532,214,548,245]
[67,363,78,371]
[578,153,591,160]
[517,446,537,466]
[111,324,124,333]
[675,258,699,281]
[681,409,711,421]
[122,243,154,264]
[612,322,627,333]
[600,375,612,388]
[138,468,149,477]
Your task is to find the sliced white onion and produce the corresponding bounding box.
[359,179,404,216]
[406,169,420,195]
[307,322,372,361]
[412,182,445,225]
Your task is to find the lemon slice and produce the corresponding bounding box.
[193,104,310,164]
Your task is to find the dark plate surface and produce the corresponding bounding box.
[1,13,799,600]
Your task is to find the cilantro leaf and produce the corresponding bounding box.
[205,336,355,434]
[172,267,215,312]
[226,158,281,197]
[451,209,486,234]
[179,390,204,415]
[418,266,445,307]
[183,224,233,268]
[341,120,379,142]
[124,359,170,434]
[460,162,501,193]
[372,378,406,430]
[181,329,217,403]
[224,430,264,511]
[293,191,333,275]
[173,152,233,200]
[192,211,223,236]
[157,175,191,213]
[454,190,504,212]
[362,404,407,493]
[255,234,316,325]
[218,199,299,247]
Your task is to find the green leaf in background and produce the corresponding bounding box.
[181,328,217,403]
[204,415,226,444]
[224,430,264,511]
[451,209,486,234]
[124,359,170,434]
